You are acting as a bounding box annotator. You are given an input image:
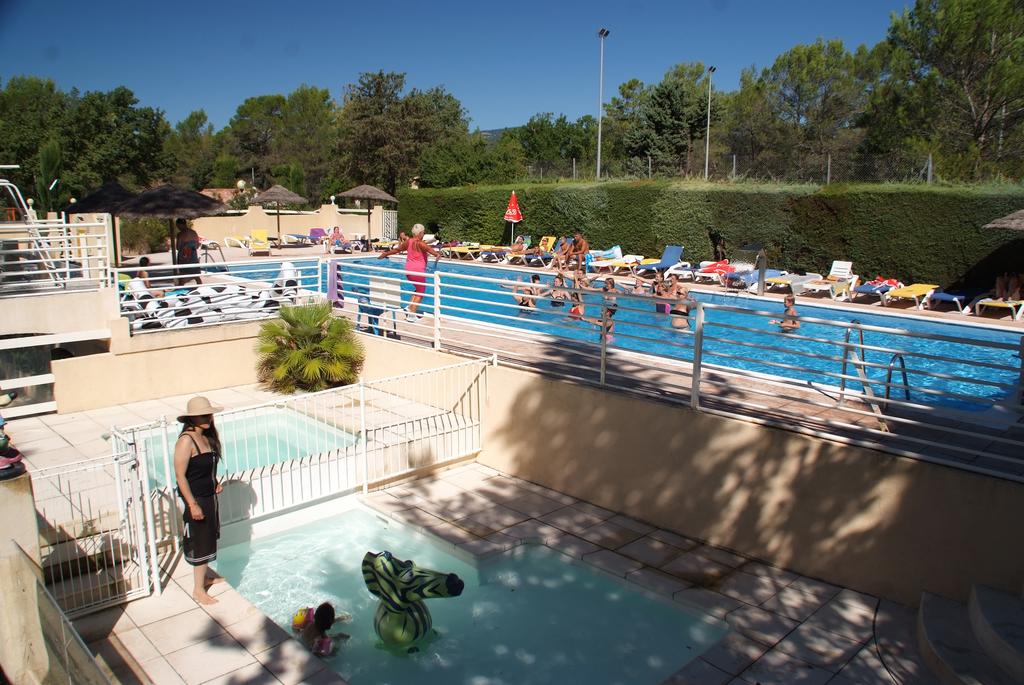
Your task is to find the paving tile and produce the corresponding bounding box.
[579,519,645,549]
[582,549,644,577]
[726,605,799,646]
[700,632,769,675]
[716,571,787,605]
[802,597,875,643]
[138,656,187,685]
[787,576,841,602]
[544,533,601,559]
[774,622,862,671]
[737,648,833,684]
[164,633,256,685]
[428,521,481,546]
[200,587,265,627]
[661,551,732,584]
[663,657,733,685]
[124,581,198,627]
[198,661,281,684]
[674,588,747,620]
[538,505,605,534]
[607,513,656,534]
[140,608,226,655]
[739,561,798,585]
[432,491,496,519]
[510,479,577,505]
[570,501,615,520]
[223,611,292,655]
[73,606,137,642]
[617,536,685,567]
[393,507,449,530]
[394,477,467,503]
[457,538,508,559]
[459,504,529,534]
[256,638,327,685]
[625,567,690,597]
[360,493,413,514]
[648,528,699,551]
[692,545,748,568]
[469,462,501,477]
[300,668,350,684]
[832,588,879,615]
[833,644,897,684]
[484,531,519,550]
[502,491,565,518]
[439,466,496,490]
[761,585,828,622]
[500,519,564,544]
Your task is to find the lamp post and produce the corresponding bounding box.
[704,65,716,181]
[596,28,610,181]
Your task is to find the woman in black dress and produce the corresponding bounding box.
[173,396,224,604]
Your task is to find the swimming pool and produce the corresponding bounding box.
[214,507,726,684]
[332,258,1022,411]
[139,406,358,487]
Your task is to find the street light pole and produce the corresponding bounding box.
[704,65,716,181]
[596,28,610,181]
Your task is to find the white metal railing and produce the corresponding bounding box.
[115,358,488,539]
[329,257,1024,482]
[0,219,110,296]
[112,258,322,333]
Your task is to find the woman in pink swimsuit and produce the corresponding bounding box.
[378,224,440,321]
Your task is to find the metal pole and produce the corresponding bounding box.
[732,154,737,179]
[359,378,368,494]
[648,155,652,178]
[433,271,442,350]
[826,154,832,185]
[599,309,608,386]
[704,66,716,180]
[573,157,577,180]
[927,154,934,184]
[690,303,705,409]
[596,29,609,180]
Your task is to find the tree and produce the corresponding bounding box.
[626,63,711,174]
[865,0,1024,177]
[418,133,526,187]
[256,303,365,393]
[338,71,468,194]
[225,95,286,187]
[279,85,335,200]
[165,110,216,189]
[34,140,62,213]
[0,77,69,194]
[603,78,650,171]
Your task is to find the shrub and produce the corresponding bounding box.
[398,181,1024,286]
[256,303,365,394]
[119,218,169,255]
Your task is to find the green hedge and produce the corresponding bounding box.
[397,181,1024,286]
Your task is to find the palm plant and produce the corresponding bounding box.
[256,302,365,393]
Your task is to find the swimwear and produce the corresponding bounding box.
[551,300,566,307]
[405,242,428,294]
[670,309,689,316]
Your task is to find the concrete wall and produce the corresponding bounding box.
[354,334,1024,606]
[192,204,384,242]
[1,289,118,336]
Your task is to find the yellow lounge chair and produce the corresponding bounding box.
[975,298,1024,321]
[883,283,937,308]
[248,229,272,256]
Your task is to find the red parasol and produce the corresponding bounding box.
[503,191,523,242]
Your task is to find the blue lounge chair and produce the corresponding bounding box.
[853,280,901,302]
[525,237,567,267]
[922,288,984,313]
[634,245,685,276]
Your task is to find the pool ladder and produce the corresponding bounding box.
[839,321,892,432]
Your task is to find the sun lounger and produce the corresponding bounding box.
[883,283,938,307]
[248,230,272,256]
[852,278,901,303]
[633,245,685,276]
[974,298,1024,321]
[308,228,328,245]
[800,261,858,300]
[282,233,311,246]
[508,236,555,265]
[765,272,823,295]
[922,288,984,313]
[723,269,786,291]
[224,236,247,249]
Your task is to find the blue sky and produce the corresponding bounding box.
[1,0,909,131]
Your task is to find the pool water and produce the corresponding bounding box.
[214,508,726,684]
[332,258,1022,411]
[140,407,357,487]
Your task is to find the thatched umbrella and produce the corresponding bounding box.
[63,181,137,266]
[338,184,398,239]
[117,185,226,264]
[251,184,307,244]
[984,209,1024,231]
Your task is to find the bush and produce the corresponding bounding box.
[119,218,169,255]
[397,181,1024,286]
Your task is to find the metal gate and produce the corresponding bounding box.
[382,209,399,240]
[32,429,161,617]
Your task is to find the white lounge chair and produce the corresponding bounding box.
[801,261,859,301]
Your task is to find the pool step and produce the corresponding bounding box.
[968,586,1024,683]
[917,591,1018,684]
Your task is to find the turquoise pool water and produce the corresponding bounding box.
[214,508,726,684]
[332,258,1022,411]
[139,407,357,487]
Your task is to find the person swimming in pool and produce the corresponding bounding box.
[505,274,542,310]
[769,295,801,332]
[546,273,570,307]
[669,283,696,331]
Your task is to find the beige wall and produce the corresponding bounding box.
[192,204,384,242]
[1,289,118,336]
[355,334,1024,605]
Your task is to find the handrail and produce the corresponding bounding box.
[838,320,865,407]
[885,353,911,403]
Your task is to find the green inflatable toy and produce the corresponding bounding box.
[361,550,464,650]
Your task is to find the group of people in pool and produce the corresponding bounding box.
[504,269,800,334]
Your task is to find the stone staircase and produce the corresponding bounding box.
[918,585,1024,684]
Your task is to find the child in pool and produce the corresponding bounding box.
[293,602,352,656]
[769,295,801,332]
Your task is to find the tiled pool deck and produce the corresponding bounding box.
[10,392,931,684]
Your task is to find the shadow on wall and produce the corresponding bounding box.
[484,337,1024,605]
